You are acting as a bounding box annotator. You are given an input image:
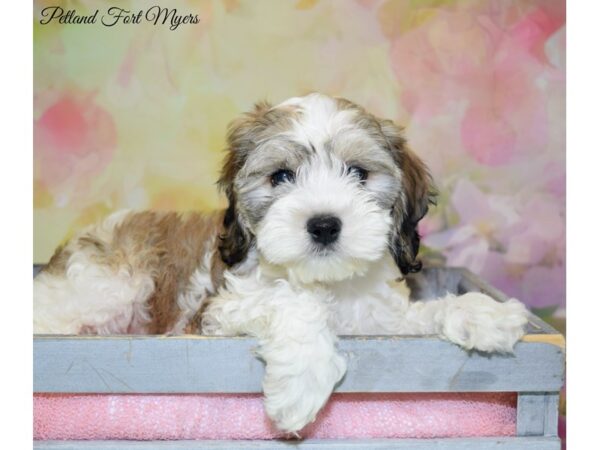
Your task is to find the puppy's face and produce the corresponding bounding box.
[218,94,434,283]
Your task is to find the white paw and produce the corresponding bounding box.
[262,350,347,433]
[441,293,529,353]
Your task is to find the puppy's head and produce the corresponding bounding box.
[218,94,435,283]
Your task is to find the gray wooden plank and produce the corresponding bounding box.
[457,269,512,303]
[32,436,561,450]
[518,393,546,436]
[517,393,560,437]
[543,393,560,437]
[34,336,565,393]
[525,315,561,337]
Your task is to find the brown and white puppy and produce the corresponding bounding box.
[34,93,529,433]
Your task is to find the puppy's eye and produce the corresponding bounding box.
[270,169,295,186]
[347,166,369,182]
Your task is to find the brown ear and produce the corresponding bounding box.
[380,120,436,275]
[216,102,272,267]
[217,189,252,266]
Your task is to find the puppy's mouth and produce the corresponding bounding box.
[310,244,338,257]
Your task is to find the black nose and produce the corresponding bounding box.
[307,215,342,246]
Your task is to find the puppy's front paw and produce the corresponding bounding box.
[263,351,346,434]
[442,293,529,353]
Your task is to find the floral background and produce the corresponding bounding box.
[34,0,565,315]
[33,0,566,444]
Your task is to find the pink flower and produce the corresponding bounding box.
[34,93,117,204]
[381,1,564,166]
[424,179,564,308]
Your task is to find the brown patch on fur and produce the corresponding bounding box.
[183,248,228,334]
[111,210,225,333]
[43,210,227,334]
[42,244,72,276]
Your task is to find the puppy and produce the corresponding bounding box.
[34,93,529,433]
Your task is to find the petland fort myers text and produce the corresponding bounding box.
[39,6,200,31]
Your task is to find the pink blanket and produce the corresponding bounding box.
[34,392,516,440]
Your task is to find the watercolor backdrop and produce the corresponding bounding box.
[34,0,566,316]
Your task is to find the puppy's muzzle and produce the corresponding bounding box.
[307,215,342,246]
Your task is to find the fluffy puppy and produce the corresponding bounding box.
[34,93,529,433]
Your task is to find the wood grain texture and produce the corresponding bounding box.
[32,437,561,450]
[34,336,565,393]
[517,393,560,437]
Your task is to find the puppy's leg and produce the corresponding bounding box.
[33,211,155,334]
[34,258,155,335]
[202,276,346,433]
[382,291,529,353]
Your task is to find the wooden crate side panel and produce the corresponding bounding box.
[34,336,565,393]
[517,393,560,437]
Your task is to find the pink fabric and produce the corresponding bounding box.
[34,392,516,441]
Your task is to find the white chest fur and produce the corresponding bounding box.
[204,255,413,336]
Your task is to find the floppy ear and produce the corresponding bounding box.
[216,102,272,267]
[380,120,436,275]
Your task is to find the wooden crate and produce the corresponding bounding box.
[33,266,565,450]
